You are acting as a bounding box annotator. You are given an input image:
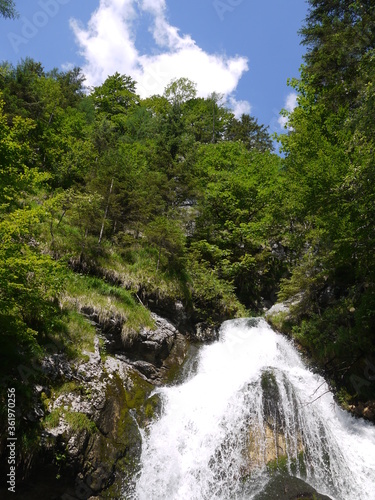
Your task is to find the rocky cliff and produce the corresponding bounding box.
[0,313,188,499]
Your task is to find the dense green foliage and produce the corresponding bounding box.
[0,61,280,403]
[1,0,374,426]
[277,0,375,399]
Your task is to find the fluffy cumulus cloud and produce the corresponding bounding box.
[70,0,139,87]
[278,92,298,129]
[228,97,251,118]
[70,0,250,116]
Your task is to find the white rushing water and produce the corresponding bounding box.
[132,318,375,500]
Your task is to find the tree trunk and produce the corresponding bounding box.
[98,178,114,245]
[212,100,216,143]
[156,243,162,272]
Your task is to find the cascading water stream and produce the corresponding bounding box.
[131,318,375,499]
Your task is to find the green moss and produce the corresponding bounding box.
[267,454,288,474]
[43,405,97,434]
[145,403,154,419]
[56,380,80,395]
[261,370,281,422]
[44,408,63,429]
[267,451,306,476]
[102,370,147,446]
[144,394,161,421]
[40,391,51,412]
[91,370,151,498]
[291,451,306,476]
[65,411,97,434]
[125,371,154,413]
[266,311,293,334]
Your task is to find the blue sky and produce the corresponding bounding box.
[0,0,308,132]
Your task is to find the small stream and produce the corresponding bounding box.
[130,318,375,499]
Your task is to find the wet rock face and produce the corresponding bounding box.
[123,313,177,366]
[238,368,307,484]
[193,322,219,342]
[81,305,189,384]
[246,371,302,468]
[138,290,190,331]
[77,371,145,498]
[119,313,189,384]
[349,400,375,421]
[39,343,146,500]
[10,313,190,499]
[253,473,333,500]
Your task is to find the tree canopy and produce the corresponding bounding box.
[0,62,279,386]
[276,0,375,398]
[0,0,17,19]
[1,0,375,421]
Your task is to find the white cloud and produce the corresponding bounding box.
[228,97,251,119]
[285,93,298,111]
[70,0,249,111]
[61,62,75,72]
[278,92,298,129]
[70,0,139,87]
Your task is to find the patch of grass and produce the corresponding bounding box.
[49,380,94,403]
[40,391,52,412]
[65,410,97,434]
[43,406,97,434]
[98,244,158,277]
[54,380,80,397]
[61,271,155,337]
[66,310,96,353]
[44,308,96,361]
[95,239,195,302]
[98,243,189,298]
[44,407,63,429]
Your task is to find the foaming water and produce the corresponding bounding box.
[131,318,375,499]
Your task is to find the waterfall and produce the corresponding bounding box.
[131,318,375,500]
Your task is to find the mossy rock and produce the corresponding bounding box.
[267,451,306,477]
[82,369,155,496]
[261,369,278,396]
[261,369,284,428]
[266,310,294,335]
